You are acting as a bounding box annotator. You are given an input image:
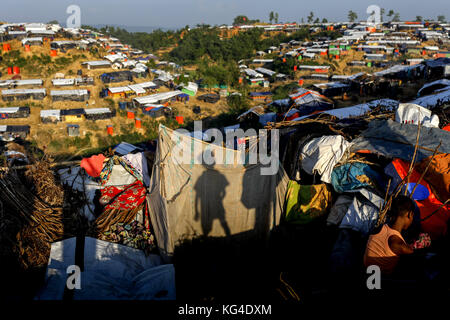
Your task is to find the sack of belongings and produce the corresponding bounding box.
[331,162,381,193]
[284,180,332,224]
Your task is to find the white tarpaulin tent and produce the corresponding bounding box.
[395,103,439,128]
[35,237,175,300]
[300,135,351,184]
[147,125,289,260]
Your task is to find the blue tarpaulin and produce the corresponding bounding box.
[331,162,381,193]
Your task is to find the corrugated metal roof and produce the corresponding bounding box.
[21,37,43,45]
[127,84,146,94]
[82,60,111,66]
[113,142,141,156]
[2,88,46,95]
[84,108,112,114]
[40,110,61,117]
[134,90,183,105]
[50,89,88,96]
[0,107,20,113]
[52,79,75,86]
[108,86,131,94]
[15,79,43,86]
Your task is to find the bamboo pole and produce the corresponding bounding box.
[409,142,441,200]
[405,121,421,195]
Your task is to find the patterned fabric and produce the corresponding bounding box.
[100,180,146,211]
[97,155,143,185]
[413,233,432,250]
[101,221,156,255]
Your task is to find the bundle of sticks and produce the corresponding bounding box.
[0,160,86,269]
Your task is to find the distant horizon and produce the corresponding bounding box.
[0,0,448,30]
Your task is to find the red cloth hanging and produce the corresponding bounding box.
[80,154,106,178]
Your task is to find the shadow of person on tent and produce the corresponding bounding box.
[240,132,284,236]
[194,150,231,237]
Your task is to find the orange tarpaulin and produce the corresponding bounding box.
[391,159,450,239]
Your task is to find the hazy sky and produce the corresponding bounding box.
[1,0,449,29]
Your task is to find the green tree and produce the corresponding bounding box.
[275,13,279,24]
[348,10,358,22]
[314,18,320,24]
[269,11,274,24]
[47,20,59,25]
[307,12,315,23]
[322,18,328,23]
[392,13,400,22]
[380,8,385,22]
[416,16,423,22]
[437,15,446,22]
[387,10,394,19]
[233,15,250,26]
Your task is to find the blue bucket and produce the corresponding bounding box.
[407,182,430,201]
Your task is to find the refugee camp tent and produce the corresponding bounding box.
[351,119,450,162]
[40,110,61,123]
[147,125,289,260]
[289,88,334,116]
[142,106,172,118]
[2,88,46,101]
[82,60,112,70]
[422,58,450,79]
[60,108,86,122]
[0,125,30,141]
[101,71,134,83]
[35,237,175,300]
[58,157,149,220]
[51,89,89,102]
[50,41,78,50]
[417,79,450,97]
[410,87,450,108]
[67,124,80,137]
[133,91,183,107]
[0,79,43,88]
[84,108,116,120]
[181,82,198,96]
[21,37,43,46]
[197,93,220,104]
[113,142,143,156]
[52,79,75,86]
[249,91,273,102]
[395,103,439,127]
[0,107,30,119]
[313,82,351,97]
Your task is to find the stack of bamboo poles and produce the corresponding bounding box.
[0,160,85,269]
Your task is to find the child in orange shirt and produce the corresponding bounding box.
[364,196,415,275]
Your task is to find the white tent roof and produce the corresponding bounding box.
[50,89,88,96]
[134,90,182,105]
[2,88,46,95]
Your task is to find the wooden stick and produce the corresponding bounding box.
[377,178,392,227]
[420,199,450,222]
[409,142,441,200]
[405,121,421,195]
